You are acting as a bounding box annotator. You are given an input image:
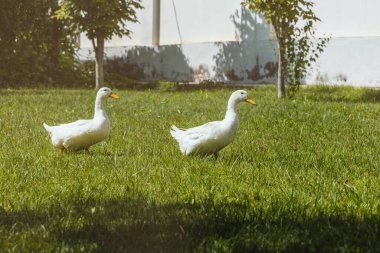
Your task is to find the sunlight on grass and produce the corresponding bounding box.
[0,86,379,252]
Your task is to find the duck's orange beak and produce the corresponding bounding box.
[245,98,256,105]
[109,92,120,99]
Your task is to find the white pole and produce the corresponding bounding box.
[152,0,161,45]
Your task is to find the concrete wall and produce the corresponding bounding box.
[307,0,380,86]
[79,0,380,87]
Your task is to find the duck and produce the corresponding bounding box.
[170,90,256,157]
[43,87,120,153]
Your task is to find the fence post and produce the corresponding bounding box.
[152,0,161,45]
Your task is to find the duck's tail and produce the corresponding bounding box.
[43,123,53,135]
[170,125,183,140]
[170,125,188,154]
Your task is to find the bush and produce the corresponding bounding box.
[0,0,86,88]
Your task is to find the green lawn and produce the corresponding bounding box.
[0,85,379,252]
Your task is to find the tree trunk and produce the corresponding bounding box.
[277,40,286,98]
[95,35,104,89]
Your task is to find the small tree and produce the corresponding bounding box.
[55,0,143,89]
[242,0,329,98]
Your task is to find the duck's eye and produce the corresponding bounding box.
[240,92,244,95]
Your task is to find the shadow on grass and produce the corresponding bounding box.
[300,85,380,103]
[1,196,379,252]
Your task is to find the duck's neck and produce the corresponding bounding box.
[224,98,238,123]
[93,96,108,120]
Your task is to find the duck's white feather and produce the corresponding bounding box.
[170,90,255,156]
[43,119,109,151]
[171,120,237,155]
[43,87,118,152]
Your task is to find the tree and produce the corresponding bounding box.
[241,0,329,98]
[0,0,78,86]
[55,0,143,89]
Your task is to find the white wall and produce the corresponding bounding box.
[307,0,380,86]
[80,0,242,47]
[313,0,380,38]
[79,0,380,87]
[80,1,154,47]
[160,0,242,44]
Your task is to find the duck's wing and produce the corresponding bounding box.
[56,119,92,128]
[183,121,222,140]
[46,119,92,136]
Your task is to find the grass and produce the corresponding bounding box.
[0,85,379,252]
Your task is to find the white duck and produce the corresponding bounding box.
[43,87,120,152]
[170,90,256,157]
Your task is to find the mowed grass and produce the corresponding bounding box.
[0,85,379,252]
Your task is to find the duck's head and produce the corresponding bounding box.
[231,90,256,105]
[97,87,120,100]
